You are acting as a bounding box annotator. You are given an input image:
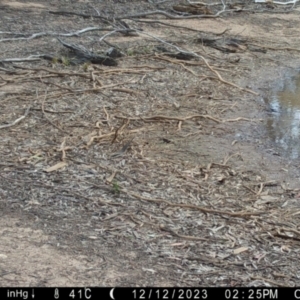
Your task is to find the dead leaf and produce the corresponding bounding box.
[44,161,67,172]
[106,171,117,183]
[233,247,248,255]
[280,245,291,253]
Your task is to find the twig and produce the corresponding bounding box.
[74,76,137,93]
[222,153,241,165]
[127,191,264,218]
[159,224,209,241]
[41,90,69,134]
[112,88,141,95]
[115,114,222,123]
[0,105,31,129]
[111,119,130,144]
[199,55,258,95]
[86,126,153,147]
[38,80,75,92]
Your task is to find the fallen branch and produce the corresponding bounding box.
[115,114,222,123]
[117,9,229,20]
[49,9,229,22]
[49,10,110,22]
[122,29,259,95]
[255,0,299,4]
[14,66,91,79]
[57,38,117,66]
[0,56,41,62]
[0,27,110,42]
[115,114,260,125]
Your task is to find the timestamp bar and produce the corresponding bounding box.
[1,287,300,300]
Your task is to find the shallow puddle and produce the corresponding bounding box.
[265,73,300,159]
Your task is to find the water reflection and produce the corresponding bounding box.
[266,74,300,159]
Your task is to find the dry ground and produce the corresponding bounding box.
[1,0,300,287]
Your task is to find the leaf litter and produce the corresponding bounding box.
[1,0,300,287]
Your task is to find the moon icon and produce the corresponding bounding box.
[109,288,115,300]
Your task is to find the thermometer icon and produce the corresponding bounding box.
[54,288,59,299]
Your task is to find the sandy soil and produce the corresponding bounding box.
[1,0,300,287]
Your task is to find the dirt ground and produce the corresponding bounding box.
[1,0,300,287]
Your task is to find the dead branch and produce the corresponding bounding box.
[115,113,258,133]
[93,65,165,74]
[255,0,299,5]
[187,1,220,5]
[117,9,229,20]
[0,56,41,62]
[49,8,229,22]
[133,19,206,33]
[128,29,259,95]
[57,38,118,66]
[0,27,110,42]
[49,10,110,22]
[115,114,222,123]
[31,108,73,114]
[134,20,229,35]
[14,66,91,79]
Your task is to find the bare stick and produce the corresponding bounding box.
[116,9,228,20]
[116,114,222,123]
[48,8,233,22]
[0,56,41,62]
[255,0,299,4]
[134,19,229,35]
[14,66,91,79]
[187,1,220,5]
[0,27,110,42]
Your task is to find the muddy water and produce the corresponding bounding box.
[265,73,300,159]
